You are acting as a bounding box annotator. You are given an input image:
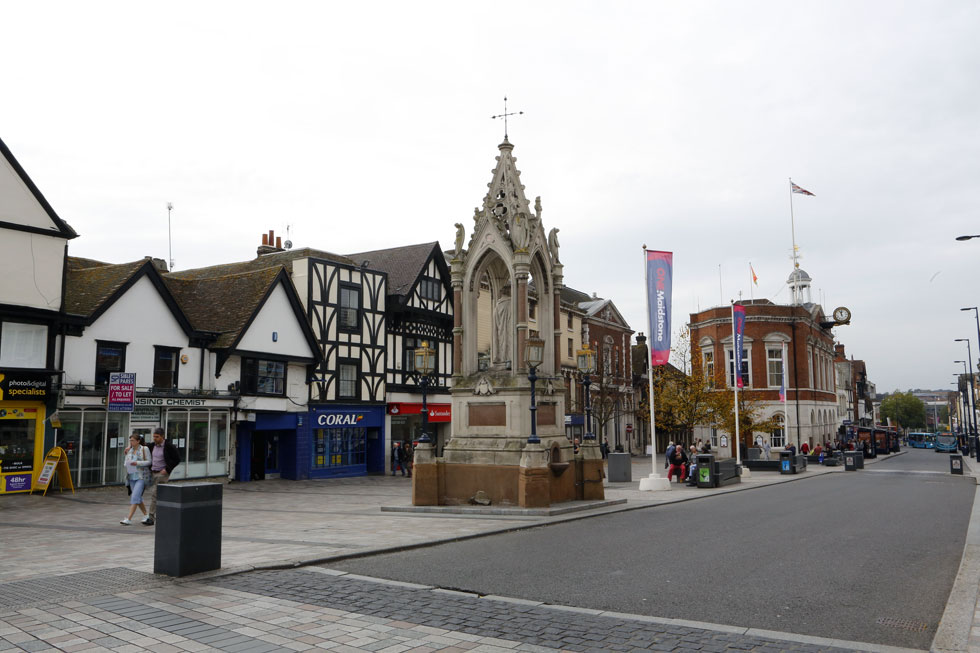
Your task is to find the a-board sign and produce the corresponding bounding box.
[32,447,74,496]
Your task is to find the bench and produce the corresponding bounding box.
[744,460,781,471]
[714,458,741,487]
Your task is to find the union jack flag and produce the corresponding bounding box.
[791,181,815,196]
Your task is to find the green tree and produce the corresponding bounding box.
[879,392,927,429]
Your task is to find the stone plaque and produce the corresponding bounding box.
[537,404,557,426]
[469,403,506,426]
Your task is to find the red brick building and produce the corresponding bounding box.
[689,296,839,455]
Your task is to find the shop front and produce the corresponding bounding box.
[309,405,385,478]
[60,394,232,487]
[0,370,51,494]
[387,402,451,456]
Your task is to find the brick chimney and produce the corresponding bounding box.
[835,343,846,359]
[257,229,284,257]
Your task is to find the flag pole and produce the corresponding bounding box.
[639,245,671,492]
[749,262,754,302]
[732,300,741,467]
[789,178,800,277]
[718,264,723,306]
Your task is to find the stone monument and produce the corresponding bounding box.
[412,138,604,507]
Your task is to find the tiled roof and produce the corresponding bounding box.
[67,256,112,271]
[561,286,596,306]
[64,259,147,318]
[168,247,354,280]
[346,242,439,295]
[164,267,283,349]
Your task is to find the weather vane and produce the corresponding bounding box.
[491,96,523,140]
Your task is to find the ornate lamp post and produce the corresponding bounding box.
[413,341,435,445]
[525,336,545,444]
[576,344,596,441]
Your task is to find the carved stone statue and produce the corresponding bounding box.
[492,288,512,365]
[534,195,542,220]
[510,213,531,252]
[473,376,496,396]
[454,223,465,259]
[548,227,560,263]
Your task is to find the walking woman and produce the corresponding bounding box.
[121,434,151,525]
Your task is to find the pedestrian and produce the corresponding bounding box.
[573,438,581,455]
[665,441,675,469]
[392,441,405,476]
[762,438,771,461]
[801,441,810,455]
[687,444,699,480]
[786,442,797,457]
[404,441,414,478]
[666,443,688,482]
[144,427,181,526]
[120,434,151,525]
[601,438,609,459]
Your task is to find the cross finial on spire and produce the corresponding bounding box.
[491,96,523,140]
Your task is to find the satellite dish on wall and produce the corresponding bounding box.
[284,240,293,250]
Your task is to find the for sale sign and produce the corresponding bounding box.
[107,373,136,412]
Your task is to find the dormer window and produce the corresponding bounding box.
[419,278,440,301]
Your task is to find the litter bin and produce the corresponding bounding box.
[696,454,715,488]
[779,450,796,474]
[154,483,222,577]
[950,454,964,476]
[607,452,632,482]
[854,452,864,469]
[844,451,858,471]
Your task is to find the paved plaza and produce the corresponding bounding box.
[1,455,978,653]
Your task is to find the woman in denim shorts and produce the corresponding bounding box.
[121,434,152,525]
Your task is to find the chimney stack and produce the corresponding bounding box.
[257,229,285,257]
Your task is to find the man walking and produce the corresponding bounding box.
[143,427,181,526]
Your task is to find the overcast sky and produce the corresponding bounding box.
[2,1,978,393]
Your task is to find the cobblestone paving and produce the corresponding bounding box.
[206,569,861,653]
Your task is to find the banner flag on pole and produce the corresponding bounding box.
[750,263,758,286]
[790,181,815,196]
[646,250,673,367]
[733,304,746,388]
[779,342,787,402]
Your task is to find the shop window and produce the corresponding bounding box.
[209,412,228,476]
[80,412,107,486]
[0,322,47,368]
[338,360,359,399]
[339,284,360,331]
[95,341,127,387]
[242,358,285,396]
[153,347,180,390]
[0,418,36,476]
[311,427,366,469]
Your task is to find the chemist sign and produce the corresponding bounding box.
[107,373,136,412]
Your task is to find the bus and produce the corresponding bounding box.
[908,432,936,449]
[935,433,958,453]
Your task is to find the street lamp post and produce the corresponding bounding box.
[576,345,596,442]
[525,336,546,445]
[955,337,978,457]
[413,341,436,445]
[962,307,980,455]
[954,368,971,452]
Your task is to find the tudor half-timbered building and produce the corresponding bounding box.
[349,242,453,456]
[171,231,388,478]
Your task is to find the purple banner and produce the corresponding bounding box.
[733,304,746,388]
[646,251,673,367]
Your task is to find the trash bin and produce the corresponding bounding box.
[844,451,858,471]
[154,483,222,577]
[696,454,715,488]
[607,452,631,482]
[854,452,864,469]
[779,450,796,474]
[950,454,964,476]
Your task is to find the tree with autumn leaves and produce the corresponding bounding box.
[639,328,778,452]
